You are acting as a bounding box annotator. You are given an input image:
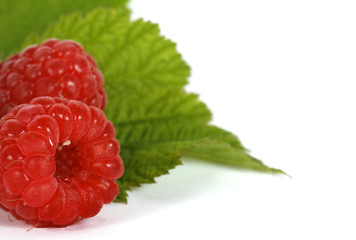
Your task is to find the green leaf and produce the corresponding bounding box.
[20,7,284,203]
[116,147,182,203]
[0,0,128,58]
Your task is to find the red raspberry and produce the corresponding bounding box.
[0,39,107,118]
[0,97,123,227]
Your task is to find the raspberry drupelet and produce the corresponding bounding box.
[0,97,123,227]
[0,39,107,118]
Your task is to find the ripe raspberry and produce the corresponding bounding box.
[0,97,123,227]
[0,39,107,118]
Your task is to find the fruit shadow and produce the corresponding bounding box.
[0,211,28,228]
[74,157,239,229]
[0,158,261,232]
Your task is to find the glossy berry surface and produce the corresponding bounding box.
[0,97,123,227]
[0,39,107,118]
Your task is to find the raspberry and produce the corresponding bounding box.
[0,97,123,227]
[0,39,107,118]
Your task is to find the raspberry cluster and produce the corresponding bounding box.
[0,40,123,227]
[0,39,107,118]
[0,97,123,227]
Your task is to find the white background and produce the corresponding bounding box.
[1,0,356,239]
